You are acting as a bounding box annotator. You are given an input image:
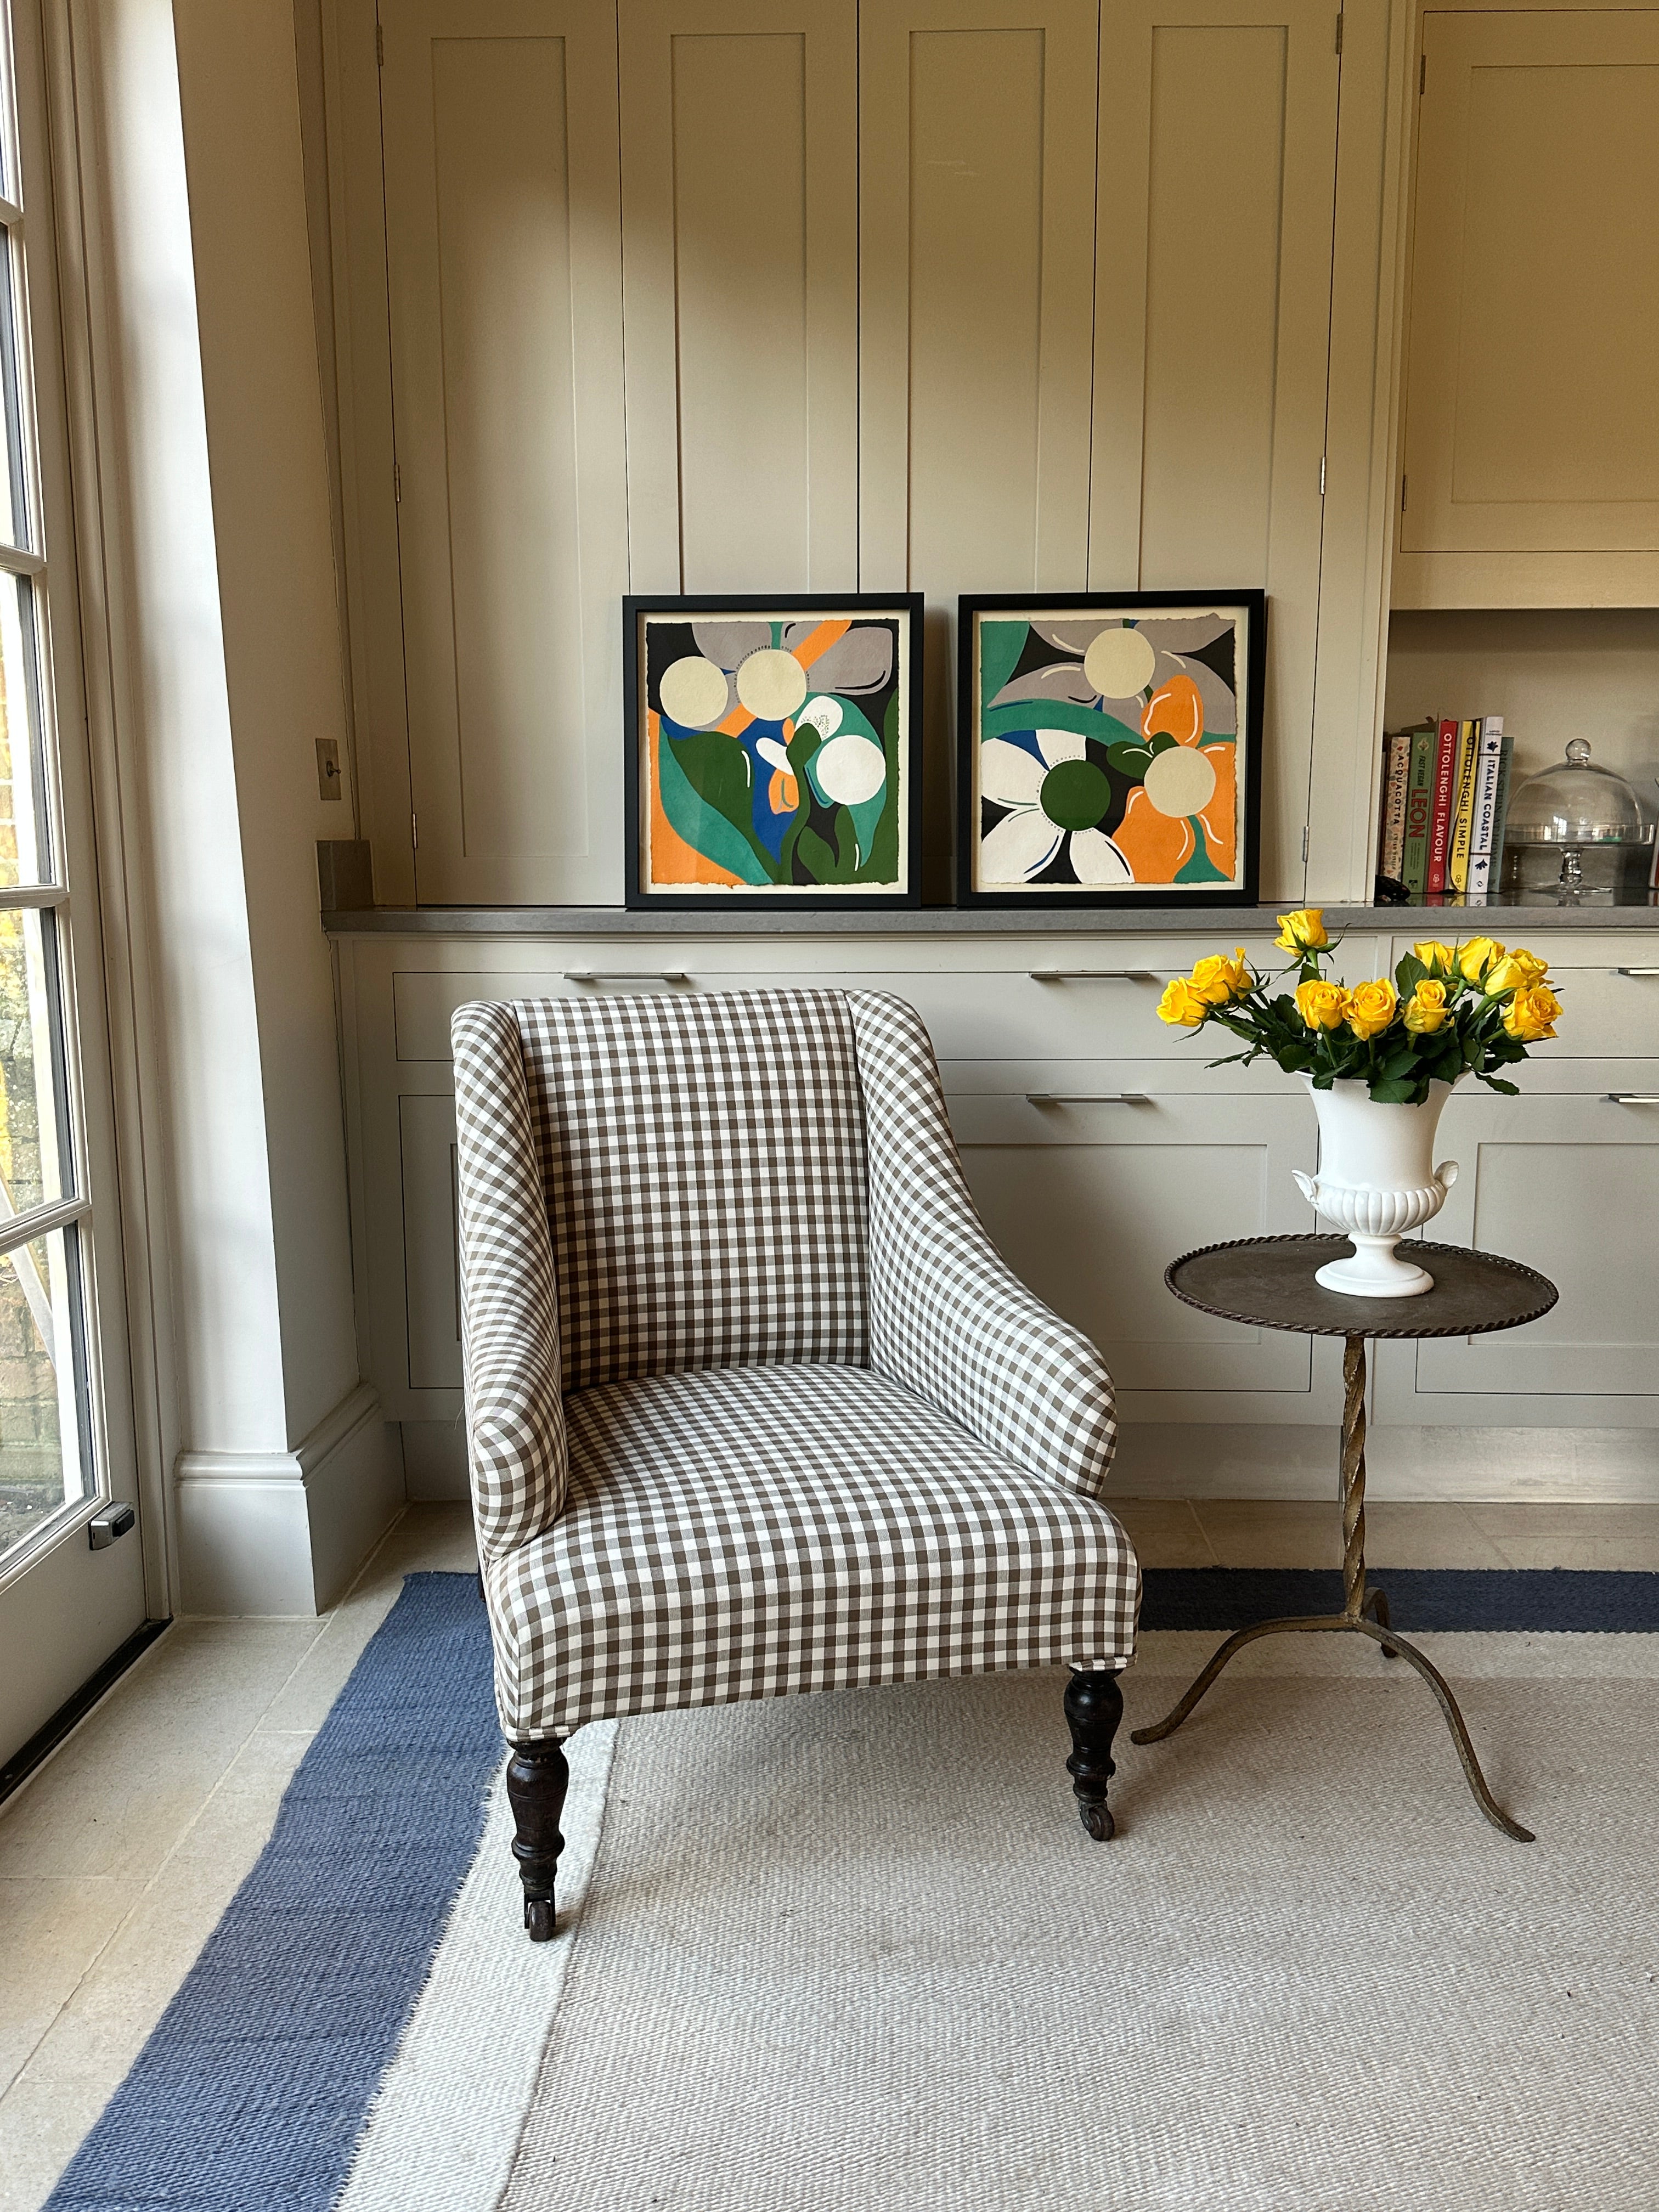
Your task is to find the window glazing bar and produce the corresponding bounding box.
[0,882,65,907]
[0,539,43,575]
[0,1193,89,1256]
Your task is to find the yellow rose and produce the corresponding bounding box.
[1484,946,1549,996]
[1276,907,1329,953]
[1189,947,1250,1006]
[1455,936,1504,983]
[1158,978,1209,1028]
[1412,940,1457,977]
[1502,982,1562,1043]
[1347,978,1400,1040]
[1403,977,1450,1034]
[1295,977,1350,1031]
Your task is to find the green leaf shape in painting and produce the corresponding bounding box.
[659,729,774,882]
[794,825,841,885]
[1148,732,1180,756]
[1175,828,1229,885]
[978,620,1030,712]
[850,689,904,885]
[1107,740,1154,779]
[981,699,1143,749]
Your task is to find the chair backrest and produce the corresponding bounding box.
[514,989,870,1390]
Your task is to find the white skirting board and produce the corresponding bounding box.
[174,1383,405,1615]
[398,1413,1659,1505]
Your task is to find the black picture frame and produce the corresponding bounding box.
[955,590,1266,909]
[623,593,924,911]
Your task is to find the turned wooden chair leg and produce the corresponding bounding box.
[506,1737,569,1941]
[1064,1667,1125,1842]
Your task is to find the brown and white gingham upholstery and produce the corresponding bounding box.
[452,989,1137,1741]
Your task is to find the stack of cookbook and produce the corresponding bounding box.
[1375,716,1515,902]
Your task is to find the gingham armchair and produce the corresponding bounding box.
[451,988,1139,1939]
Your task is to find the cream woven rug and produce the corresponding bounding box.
[504,1638,1659,2211]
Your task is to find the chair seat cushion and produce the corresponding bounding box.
[490,1362,1139,1736]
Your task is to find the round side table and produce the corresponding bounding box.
[1134,1234,1559,1843]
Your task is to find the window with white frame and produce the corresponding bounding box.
[0,9,97,1567]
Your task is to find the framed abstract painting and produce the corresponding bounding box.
[624,594,923,910]
[956,592,1265,909]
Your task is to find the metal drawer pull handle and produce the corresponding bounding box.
[1028,968,1159,981]
[563,970,689,985]
[1607,1093,1659,1104]
[1615,967,1659,978]
[1025,1091,1150,1105]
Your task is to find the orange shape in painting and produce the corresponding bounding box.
[1113,785,1196,883]
[1197,744,1237,876]
[648,713,741,888]
[1142,673,1205,748]
[767,766,799,815]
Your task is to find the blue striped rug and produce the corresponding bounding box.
[41,1565,1659,2211]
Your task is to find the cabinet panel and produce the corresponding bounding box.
[380,1,629,903]
[860,1,1098,883]
[1402,10,1659,563]
[619,2,857,591]
[399,1094,464,1390]
[953,1091,1316,1392]
[1415,1093,1659,1396]
[1091,0,1338,903]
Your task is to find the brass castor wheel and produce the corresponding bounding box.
[1079,1801,1115,1842]
[524,1895,556,1942]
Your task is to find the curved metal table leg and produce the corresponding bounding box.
[1347,1617,1533,1842]
[1130,1615,1316,1745]
[1130,1330,1532,1842]
[1361,1584,1400,1657]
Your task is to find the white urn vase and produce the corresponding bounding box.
[1292,1076,1460,1297]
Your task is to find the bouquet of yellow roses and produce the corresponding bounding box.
[1158,909,1562,1103]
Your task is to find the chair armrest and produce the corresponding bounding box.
[849,992,1117,1502]
[452,1002,568,1554]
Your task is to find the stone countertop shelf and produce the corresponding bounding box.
[322,898,1659,938]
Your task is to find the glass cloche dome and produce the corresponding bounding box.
[1503,739,1654,901]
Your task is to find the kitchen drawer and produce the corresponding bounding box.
[1386,934,1659,1059]
[389,935,1384,1063]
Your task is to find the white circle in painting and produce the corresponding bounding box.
[658,654,729,729]
[735,647,809,721]
[1143,743,1218,819]
[798,696,843,738]
[814,732,886,806]
[1082,625,1156,700]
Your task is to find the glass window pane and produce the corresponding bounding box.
[0,230,26,552]
[0,573,47,884]
[0,1227,88,1562]
[0,904,66,1215]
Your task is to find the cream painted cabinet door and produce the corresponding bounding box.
[380,2,630,904]
[948,1090,1317,1395]
[618,1,857,593]
[1411,1091,1659,1402]
[1092,0,1340,902]
[859,0,1099,884]
[1397,10,1659,605]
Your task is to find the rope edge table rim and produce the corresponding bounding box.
[1163,1234,1560,1339]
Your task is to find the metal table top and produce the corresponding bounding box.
[1166,1234,1559,1340]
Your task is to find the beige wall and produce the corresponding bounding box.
[63,0,398,1610]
